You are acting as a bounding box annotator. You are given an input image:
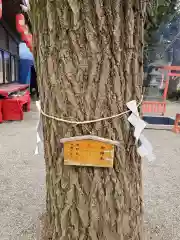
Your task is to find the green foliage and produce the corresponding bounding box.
[145,0,177,43]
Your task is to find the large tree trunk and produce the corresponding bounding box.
[30,1,146,239]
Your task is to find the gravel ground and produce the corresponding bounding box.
[144,101,180,239]
[144,130,180,240]
[0,104,45,240]
[0,101,180,239]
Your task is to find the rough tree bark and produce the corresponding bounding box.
[30,1,146,239]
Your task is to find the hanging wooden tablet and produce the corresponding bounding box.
[60,135,120,168]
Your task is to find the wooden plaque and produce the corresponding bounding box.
[60,136,120,168]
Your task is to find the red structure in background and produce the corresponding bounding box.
[0,83,29,98]
[16,14,25,33]
[142,65,180,116]
[16,13,33,52]
[0,0,2,19]
[2,90,31,121]
[173,113,180,133]
[0,83,30,122]
[0,1,32,123]
[0,100,2,123]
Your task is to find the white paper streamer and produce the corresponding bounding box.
[126,100,139,116]
[35,101,44,155]
[21,0,30,12]
[126,100,155,161]
[128,113,146,141]
[126,100,146,141]
[138,134,155,162]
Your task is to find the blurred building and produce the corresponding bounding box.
[0,0,29,85]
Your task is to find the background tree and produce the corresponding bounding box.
[144,0,178,68]
[143,0,180,97]
[29,1,150,239]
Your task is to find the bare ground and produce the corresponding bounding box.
[0,104,45,240]
[144,129,180,240]
[0,101,180,239]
